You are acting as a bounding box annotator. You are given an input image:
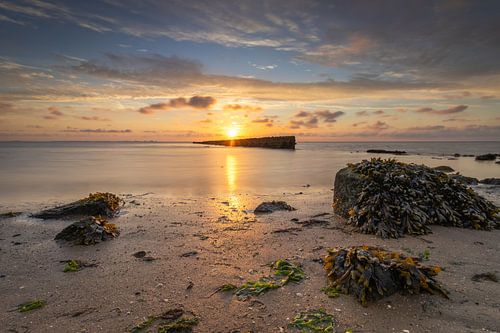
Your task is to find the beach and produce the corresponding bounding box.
[0,142,499,332]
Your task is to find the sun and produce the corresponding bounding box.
[227,127,238,138]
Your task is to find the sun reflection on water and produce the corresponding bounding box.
[226,154,237,193]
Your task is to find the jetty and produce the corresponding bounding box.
[193,136,296,149]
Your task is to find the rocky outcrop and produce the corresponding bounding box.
[475,154,498,161]
[480,178,500,185]
[32,192,121,219]
[55,216,119,245]
[194,136,296,149]
[366,149,407,155]
[433,165,455,172]
[450,174,478,185]
[254,201,296,214]
[333,159,498,238]
[332,167,365,219]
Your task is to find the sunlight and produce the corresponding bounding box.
[225,154,237,192]
[227,127,238,138]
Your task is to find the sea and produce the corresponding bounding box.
[0,141,498,205]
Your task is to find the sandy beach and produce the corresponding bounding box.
[1,188,499,333]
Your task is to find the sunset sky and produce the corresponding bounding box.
[0,0,499,141]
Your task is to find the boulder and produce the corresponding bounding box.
[366,149,406,155]
[33,192,121,219]
[333,159,498,238]
[432,165,455,173]
[254,201,296,214]
[480,178,500,185]
[450,174,478,185]
[475,154,497,161]
[55,216,119,245]
[333,166,365,218]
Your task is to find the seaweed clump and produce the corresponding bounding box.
[131,308,198,333]
[335,158,498,238]
[324,246,448,305]
[17,299,45,312]
[217,259,304,300]
[32,192,122,219]
[289,309,336,332]
[55,216,119,245]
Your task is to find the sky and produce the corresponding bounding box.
[0,0,499,141]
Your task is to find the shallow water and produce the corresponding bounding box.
[0,141,498,205]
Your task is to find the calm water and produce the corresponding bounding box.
[0,141,498,205]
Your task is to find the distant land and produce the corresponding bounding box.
[194,136,296,149]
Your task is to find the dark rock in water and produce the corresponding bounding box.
[475,153,497,161]
[480,178,500,185]
[366,149,406,155]
[432,165,455,173]
[32,192,122,219]
[453,153,461,157]
[194,136,296,149]
[55,216,119,245]
[450,174,478,185]
[333,158,499,238]
[324,246,448,305]
[254,201,296,214]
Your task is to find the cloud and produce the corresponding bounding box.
[289,109,344,128]
[314,110,345,123]
[251,117,274,127]
[367,121,389,130]
[63,128,132,133]
[138,96,216,114]
[80,116,110,121]
[223,104,262,112]
[415,105,468,114]
[199,118,212,123]
[289,117,318,129]
[43,107,65,119]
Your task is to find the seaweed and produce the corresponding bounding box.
[0,211,22,218]
[289,309,335,333]
[55,216,119,245]
[321,286,340,298]
[338,158,499,238]
[131,308,197,333]
[18,299,45,312]
[64,259,80,272]
[324,246,448,305]
[216,259,305,300]
[272,259,305,284]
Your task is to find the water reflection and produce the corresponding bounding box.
[226,154,237,192]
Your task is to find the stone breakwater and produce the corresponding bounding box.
[194,136,296,149]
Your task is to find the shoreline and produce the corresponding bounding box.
[1,189,499,332]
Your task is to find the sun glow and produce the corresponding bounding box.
[227,127,238,138]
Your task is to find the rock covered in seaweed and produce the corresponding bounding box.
[32,192,122,219]
[54,216,119,245]
[254,201,296,214]
[480,178,500,186]
[324,246,448,305]
[333,158,499,238]
[432,165,454,172]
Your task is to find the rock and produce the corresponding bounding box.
[33,192,122,219]
[332,166,365,219]
[194,136,296,149]
[324,246,448,305]
[475,153,497,161]
[480,178,500,185]
[453,153,461,157]
[254,201,296,214]
[333,159,499,238]
[0,211,22,219]
[450,174,478,185]
[54,216,119,245]
[366,149,407,155]
[432,165,455,172]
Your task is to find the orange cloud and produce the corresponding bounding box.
[138,96,216,114]
[223,104,263,112]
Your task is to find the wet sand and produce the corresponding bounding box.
[1,189,499,333]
